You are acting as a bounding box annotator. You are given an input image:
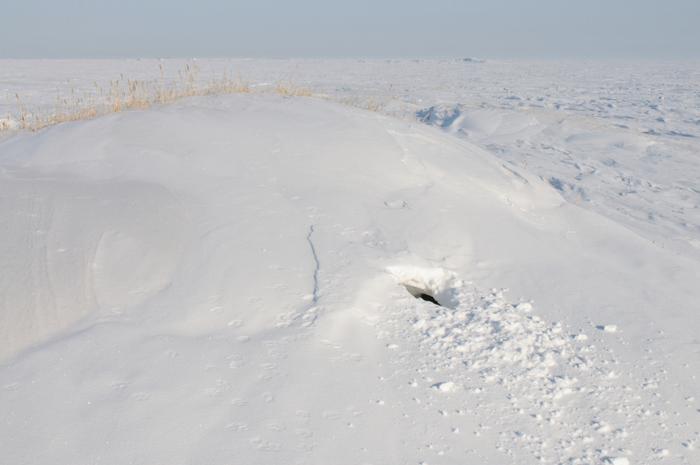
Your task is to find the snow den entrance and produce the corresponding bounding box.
[402,283,442,306]
[387,266,463,309]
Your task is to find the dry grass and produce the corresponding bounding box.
[273,82,313,97]
[2,64,397,135]
[0,118,14,131]
[336,96,388,113]
[5,63,255,133]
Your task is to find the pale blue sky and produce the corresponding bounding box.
[1,0,698,58]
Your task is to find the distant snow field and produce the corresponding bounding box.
[1,60,699,465]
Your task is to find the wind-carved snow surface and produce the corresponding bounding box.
[416,104,700,259]
[0,91,698,464]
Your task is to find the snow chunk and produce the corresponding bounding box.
[515,302,533,312]
[604,457,630,465]
[431,381,458,393]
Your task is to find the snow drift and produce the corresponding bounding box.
[1,95,698,464]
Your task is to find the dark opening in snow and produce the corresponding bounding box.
[417,293,440,305]
[402,284,443,307]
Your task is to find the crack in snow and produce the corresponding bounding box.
[306,224,320,305]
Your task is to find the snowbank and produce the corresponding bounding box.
[1,95,698,464]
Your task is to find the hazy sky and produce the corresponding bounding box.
[1,0,698,59]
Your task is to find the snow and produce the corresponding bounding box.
[431,381,458,393]
[1,60,699,465]
[4,59,700,256]
[604,457,631,465]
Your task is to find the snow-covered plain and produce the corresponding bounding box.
[1,60,699,465]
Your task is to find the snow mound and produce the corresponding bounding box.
[0,95,560,361]
[0,94,698,465]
